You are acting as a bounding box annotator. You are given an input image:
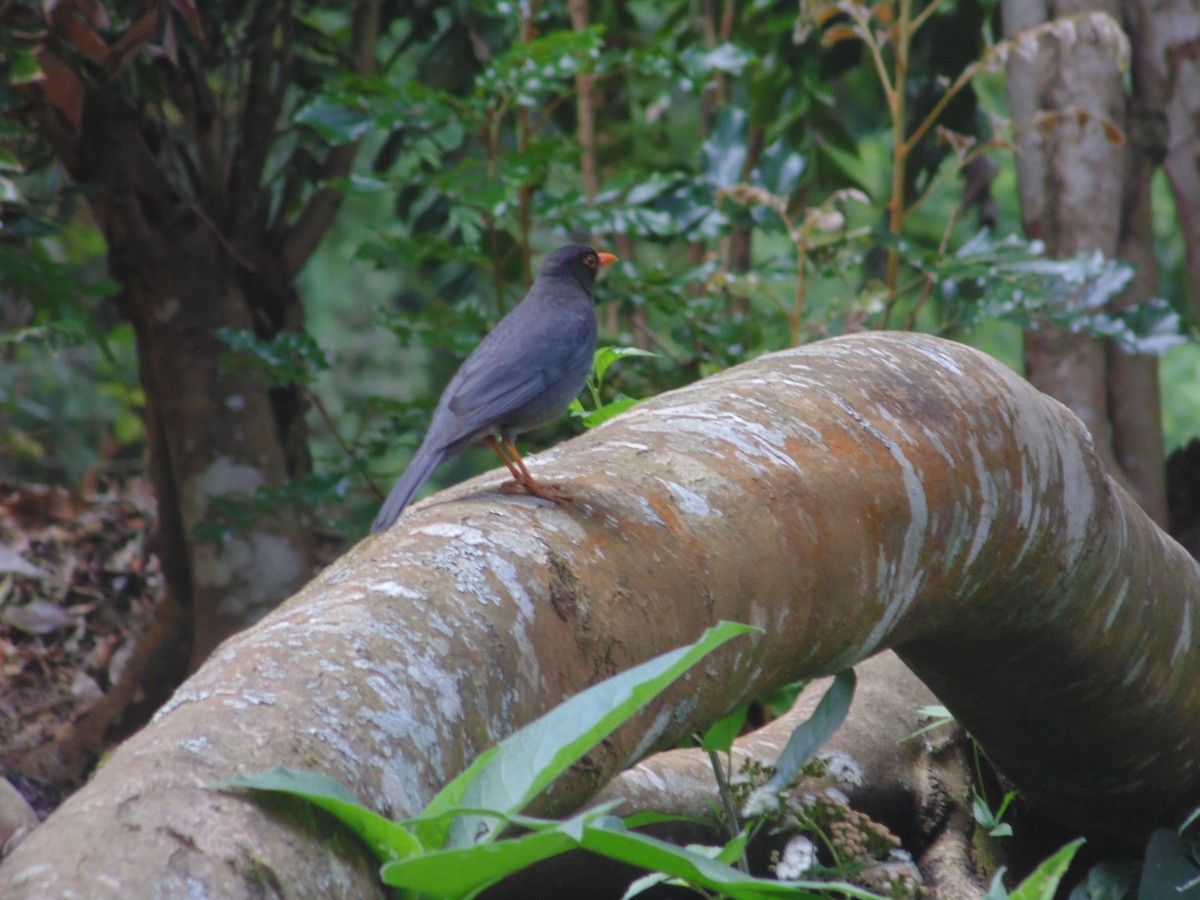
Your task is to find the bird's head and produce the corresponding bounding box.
[539,244,618,291]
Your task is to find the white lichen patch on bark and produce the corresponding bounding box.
[626,402,803,474]
[657,479,712,517]
[1172,604,1192,663]
[187,455,265,520]
[195,533,305,616]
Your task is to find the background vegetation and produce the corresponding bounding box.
[1,0,1199,892]
[4,0,1192,525]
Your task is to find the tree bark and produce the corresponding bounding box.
[1005,1,1174,525]
[3,1,381,796]
[1125,0,1200,319]
[488,652,982,899]
[1,332,1197,896]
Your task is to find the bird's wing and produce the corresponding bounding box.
[436,310,593,444]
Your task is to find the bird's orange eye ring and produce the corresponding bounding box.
[584,254,598,269]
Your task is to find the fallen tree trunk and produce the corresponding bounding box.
[2,331,1197,896]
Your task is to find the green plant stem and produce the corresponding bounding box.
[902,274,937,330]
[884,0,914,323]
[516,1,538,287]
[777,207,810,345]
[796,808,844,871]
[903,139,1000,222]
[852,7,896,108]
[707,750,750,873]
[908,0,950,36]
[901,61,981,156]
[306,388,383,499]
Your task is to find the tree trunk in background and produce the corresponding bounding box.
[1127,0,1200,319]
[3,332,1198,897]
[8,0,379,792]
[1108,63,1167,526]
[1004,1,1168,525]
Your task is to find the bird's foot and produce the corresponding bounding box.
[499,478,573,504]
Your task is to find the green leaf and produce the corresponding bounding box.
[214,766,424,863]
[1067,861,1137,900]
[0,147,23,174]
[906,704,956,739]
[593,345,659,386]
[757,680,808,718]
[580,816,884,900]
[1138,828,1200,899]
[1006,839,1086,900]
[682,42,756,78]
[1182,804,1200,833]
[973,790,1018,836]
[701,106,750,189]
[579,396,639,428]
[416,621,760,850]
[216,328,330,387]
[764,669,856,792]
[752,141,807,197]
[381,804,620,896]
[1111,298,1187,355]
[985,868,1011,900]
[295,97,372,143]
[701,705,749,754]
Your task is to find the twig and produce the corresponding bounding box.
[708,749,750,873]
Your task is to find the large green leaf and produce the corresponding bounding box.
[215,766,423,862]
[1138,829,1200,899]
[381,804,622,897]
[764,668,856,792]
[415,621,760,849]
[985,839,1086,900]
[580,816,884,900]
[701,106,751,189]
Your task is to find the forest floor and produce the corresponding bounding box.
[0,477,161,820]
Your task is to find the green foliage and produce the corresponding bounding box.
[569,345,659,428]
[216,329,332,388]
[906,704,956,740]
[972,790,1018,838]
[984,839,1086,900]
[701,704,750,755]
[762,670,856,795]
[927,231,1186,354]
[1132,830,1200,900]
[5,0,1195,523]
[1066,803,1200,900]
[216,623,902,897]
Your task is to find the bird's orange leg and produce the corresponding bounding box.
[483,436,572,503]
[483,436,524,482]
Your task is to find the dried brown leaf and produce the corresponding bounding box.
[3,601,76,635]
[822,23,861,47]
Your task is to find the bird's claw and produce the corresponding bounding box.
[499,479,573,504]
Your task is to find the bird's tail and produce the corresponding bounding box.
[371,445,448,533]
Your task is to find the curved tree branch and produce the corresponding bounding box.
[2,332,1197,895]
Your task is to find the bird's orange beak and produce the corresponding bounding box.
[597,251,618,267]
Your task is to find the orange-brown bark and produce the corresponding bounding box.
[1,332,1196,896]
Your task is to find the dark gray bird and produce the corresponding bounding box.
[372,244,617,532]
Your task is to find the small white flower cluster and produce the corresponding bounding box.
[775,835,818,880]
[859,848,924,897]
[740,783,782,819]
[816,750,864,787]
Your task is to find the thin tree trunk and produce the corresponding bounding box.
[1004,1,1168,520]
[1124,0,1200,319]
[3,332,1197,896]
[1107,91,1167,526]
[9,7,381,766]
